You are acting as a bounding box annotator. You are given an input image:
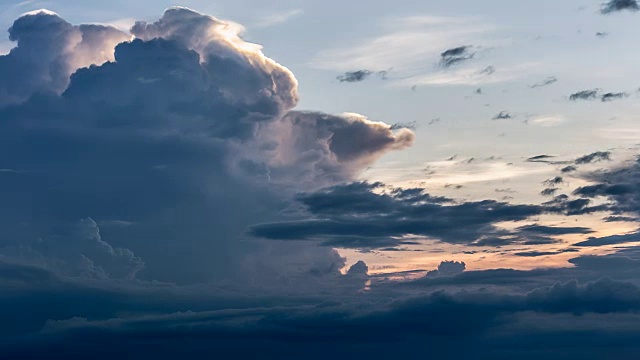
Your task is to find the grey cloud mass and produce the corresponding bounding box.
[3,4,640,359]
[601,0,640,14]
[0,8,414,285]
[250,182,563,248]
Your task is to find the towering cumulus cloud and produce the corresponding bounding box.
[0,7,413,285]
[0,10,129,106]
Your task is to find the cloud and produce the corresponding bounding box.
[478,65,495,75]
[309,15,494,73]
[492,111,513,120]
[561,165,577,173]
[254,9,303,28]
[572,158,640,216]
[569,89,629,102]
[1,218,144,279]
[543,176,565,186]
[574,230,640,247]
[336,69,391,83]
[250,181,557,248]
[601,0,639,14]
[575,151,611,164]
[528,115,564,127]
[0,10,129,106]
[601,92,629,102]
[569,89,599,101]
[440,45,474,68]
[529,76,558,88]
[337,70,373,82]
[428,260,466,277]
[527,155,556,163]
[0,8,414,285]
[255,111,414,186]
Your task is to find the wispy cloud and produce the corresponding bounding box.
[395,62,539,87]
[528,115,565,127]
[309,15,496,72]
[253,9,303,28]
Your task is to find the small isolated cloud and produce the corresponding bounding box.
[543,176,565,186]
[337,70,373,82]
[601,0,639,14]
[478,65,495,75]
[596,32,609,37]
[427,260,466,277]
[527,155,556,163]
[575,151,611,164]
[570,89,628,102]
[601,92,629,102]
[336,69,390,83]
[492,111,513,120]
[570,89,599,101]
[561,165,578,173]
[440,45,474,68]
[529,76,558,88]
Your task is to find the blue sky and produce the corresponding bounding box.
[2,1,640,358]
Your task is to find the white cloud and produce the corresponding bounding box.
[309,15,497,72]
[528,115,566,127]
[395,62,539,87]
[253,9,303,28]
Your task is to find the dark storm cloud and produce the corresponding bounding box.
[250,182,551,248]
[6,264,640,359]
[529,76,558,88]
[601,0,640,14]
[440,45,474,68]
[0,8,415,284]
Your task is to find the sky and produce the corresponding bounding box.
[1,0,640,358]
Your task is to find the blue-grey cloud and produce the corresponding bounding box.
[0,10,129,106]
[492,111,513,120]
[529,76,558,88]
[0,8,415,285]
[250,182,563,248]
[601,0,639,14]
[440,45,474,68]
